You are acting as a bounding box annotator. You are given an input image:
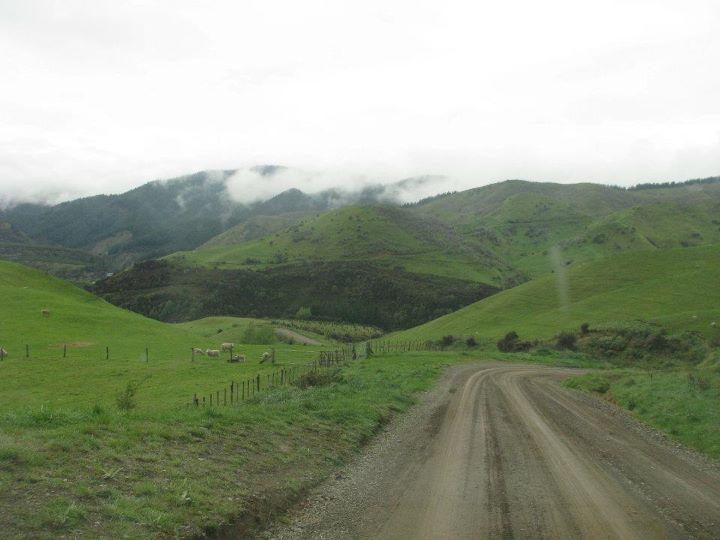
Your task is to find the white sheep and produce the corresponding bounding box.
[0,347,7,358]
[206,349,220,358]
[221,342,234,352]
[192,347,205,356]
[260,351,272,364]
[229,354,246,363]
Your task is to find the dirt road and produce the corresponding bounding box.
[274,328,322,346]
[271,363,720,539]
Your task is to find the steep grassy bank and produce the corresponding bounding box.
[393,245,720,342]
[564,365,720,458]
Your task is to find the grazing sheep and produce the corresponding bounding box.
[192,347,205,356]
[206,349,220,358]
[229,354,246,363]
[41,309,50,317]
[260,351,271,364]
[0,347,7,358]
[711,321,717,327]
[221,342,234,352]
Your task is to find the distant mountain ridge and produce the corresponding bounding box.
[0,167,445,280]
[91,174,720,329]
[1,169,719,292]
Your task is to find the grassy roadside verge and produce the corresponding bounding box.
[0,352,464,538]
[563,366,720,458]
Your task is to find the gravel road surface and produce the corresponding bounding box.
[270,363,720,539]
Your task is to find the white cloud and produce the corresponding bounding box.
[1,0,719,204]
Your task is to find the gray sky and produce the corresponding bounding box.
[1,0,719,204]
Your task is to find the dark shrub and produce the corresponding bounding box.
[441,335,456,348]
[497,331,532,352]
[556,331,577,350]
[580,322,590,335]
[465,336,478,347]
[644,330,668,352]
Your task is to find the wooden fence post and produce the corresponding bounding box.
[26,344,29,358]
[106,346,109,360]
[63,344,67,358]
[256,374,260,392]
[224,388,227,405]
[145,347,149,362]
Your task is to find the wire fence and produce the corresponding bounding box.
[367,339,442,354]
[190,346,359,407]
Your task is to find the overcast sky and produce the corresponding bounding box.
[1,0,719,204]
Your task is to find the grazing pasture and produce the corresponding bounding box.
[3,260,452,538]
[0,260,324,413]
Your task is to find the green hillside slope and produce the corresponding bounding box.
[409,179,720,279]
[170,205,508,283]
[183,177,720,285]
[0,261,320,411]
[394,244,720,342]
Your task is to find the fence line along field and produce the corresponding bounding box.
[0,260,327,412]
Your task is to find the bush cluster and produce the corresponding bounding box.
[497,331,533,353]
[556,331,577,351]
[583,327,707,364]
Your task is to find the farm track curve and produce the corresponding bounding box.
[274,328,322,346]
[270,363,720,539]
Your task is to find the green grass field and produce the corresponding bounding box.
[394,244,720,343]
[0,260,475,538]
[0,261,329,413]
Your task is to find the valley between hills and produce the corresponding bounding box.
[0,172,719,538]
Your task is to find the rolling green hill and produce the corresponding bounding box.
[95,177,720,329]
[175,177,720,286]
[169,205,508,283]
[408,178,720,278]
[0,260,322,412]
[393,244,720,343]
